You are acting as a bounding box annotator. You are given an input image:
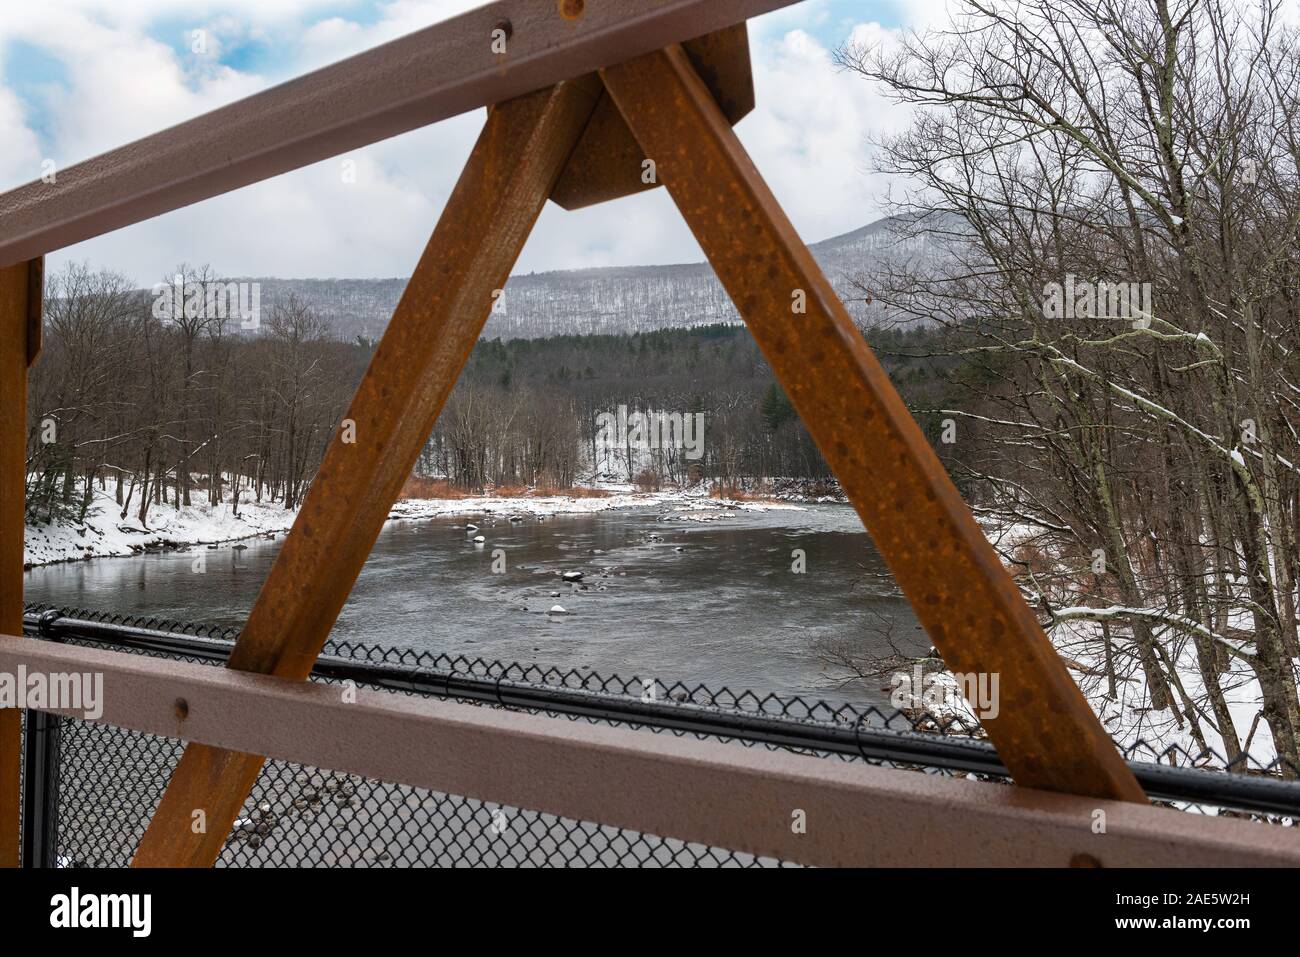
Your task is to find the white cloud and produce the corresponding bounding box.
[0,1,923,283]
[738,23,910,246]
[0,82,42,187]
[295,1,485,71]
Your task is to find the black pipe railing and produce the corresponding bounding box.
[21,613,63,868]
[19,609,1300,820]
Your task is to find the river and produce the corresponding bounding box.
[23,502,923,708]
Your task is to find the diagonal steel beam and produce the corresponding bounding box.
[131,75,605,867]
[0,257,41,867]
[601,46,1145,802]
[0,0,798,269]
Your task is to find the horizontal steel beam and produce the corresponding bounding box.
[2,635,1297,866]
[0,0,798,268]
[23,611,1300,818]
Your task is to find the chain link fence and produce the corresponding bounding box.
[18,603,1300,867]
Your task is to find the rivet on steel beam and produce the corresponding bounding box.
[1070,852,1102,867]
[558,0,586,21]
[174,698,189,721]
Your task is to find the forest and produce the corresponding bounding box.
[26,265,365,527]
[23,267,958,525]
[418,323,959,491]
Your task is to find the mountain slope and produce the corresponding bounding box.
[244,215,942,341]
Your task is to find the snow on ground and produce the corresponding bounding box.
[973,512,1281,773]
[24,484,804,568]
[24,492,299,568]
[389,486,803,526]
[1049,612,1275,773]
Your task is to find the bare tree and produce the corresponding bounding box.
[838,0,1300,769]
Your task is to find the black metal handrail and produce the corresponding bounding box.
[17,608,1300,819]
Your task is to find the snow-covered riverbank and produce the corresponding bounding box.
[975,515,1282,780]
[23,486,805,568]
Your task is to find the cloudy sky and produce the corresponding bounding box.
[0,0,947,284]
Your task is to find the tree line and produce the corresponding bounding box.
[25,268,956,524]
[26,264,363,527]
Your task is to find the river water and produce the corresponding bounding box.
[23,503,923,707]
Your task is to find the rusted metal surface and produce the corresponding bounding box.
[551,24,754,210]
[601,47,1146,803]
[6,636,1296,867]
[0,258,38,867]
[25,259,42,368]
[0,0,796,269]
[130,77,604,868]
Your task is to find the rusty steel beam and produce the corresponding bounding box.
[0,0,798,269]
[601,47,1146,803]
[551,23,754,210]
[0,258,40,867]
[5,636,1296,866]
[130,76,605,868]
[24,260,42,368]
